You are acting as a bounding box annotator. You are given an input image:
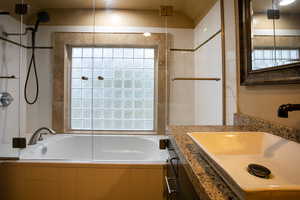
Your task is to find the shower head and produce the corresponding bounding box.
[34,11,50,32]
[37,11,50,23]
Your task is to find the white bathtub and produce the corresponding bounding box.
[20,134,169,164]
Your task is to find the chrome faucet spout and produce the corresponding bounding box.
[28,127,56,145]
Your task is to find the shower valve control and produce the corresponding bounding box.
[0,92,14,107]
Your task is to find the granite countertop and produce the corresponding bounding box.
[168,126,252,200]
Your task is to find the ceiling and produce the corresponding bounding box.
[0,0,217,25]
[252,0,300,14]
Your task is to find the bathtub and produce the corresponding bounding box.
[20,134,169,163]
[1,134,168,200]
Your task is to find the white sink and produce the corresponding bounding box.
[188,132,300,200]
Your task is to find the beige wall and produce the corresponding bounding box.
[235,1,300,129]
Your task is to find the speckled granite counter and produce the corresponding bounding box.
[168,126,250,200]
[168,116,300,200]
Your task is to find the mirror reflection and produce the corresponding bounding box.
[251,0,300,70]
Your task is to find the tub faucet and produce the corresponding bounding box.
[28,127,56,145]
[278,104,300,118]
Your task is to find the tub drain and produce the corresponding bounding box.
[247,164,271,179]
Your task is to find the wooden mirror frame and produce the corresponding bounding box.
[238,0,300,85]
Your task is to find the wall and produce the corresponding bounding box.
[193,1,223,125]
[0,15,27,157]
[25,9,195,133]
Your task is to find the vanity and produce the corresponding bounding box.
[167,113,300,200]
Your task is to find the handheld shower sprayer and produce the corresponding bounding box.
[24,11,50,105]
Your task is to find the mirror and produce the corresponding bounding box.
[239,0,300,85]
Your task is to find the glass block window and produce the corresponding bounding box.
[252,48,300,70]
[71,47,155,131]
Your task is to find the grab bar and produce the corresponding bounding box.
[0,75,16,79]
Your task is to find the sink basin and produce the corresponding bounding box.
[188,132,300,200]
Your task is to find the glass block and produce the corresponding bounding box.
[72,98,82,108]
[103,58,113,68]
[144,120,153,130]
[282,50,290,59]
[113,58,123,68]
[124,59,134,67]
[113,48,123,58]
[135,110,144,119]
[123,120,133,129]
[134,48,144,58]
[114,89,122,98]
[104,70,113,79]
[93,120,103,129]
[72,58,82,68]
[82,98,92,108]
[72,109,82,119]
[104,120,113,129]
[82,89,92,99]
[72,89,81,98]
[104,99,113,108]
[83,48,93,57]
[144,70,154,80]
[134,80,143,88]
[82,58,93,68]
[143,59,154,68]
[264,50,273,59]
[144,100,153,108]
[144,110,153,119]
[72,119,83,129]
[93,48,102,57]
[134,100,143,109]
[72,69,81,78]
[103,48,113,57]
[93,69,103,79]
[113,110,122,119]
[72,79,81,88]
[276,50,282,60]
[82,119,91,129]
[93,89,104,98]
[134,70,144,79]
[291,50,299,60]
[145,49,154,58]
[255,50,263,59]
[93,99,104,108]
[72,48,82,57]
[113,100,122,108]
[82,69,92,78]
[144,80,153,88]
[124,80,133,88]
[135,89,144,98]
[124,110,133,119]
[104,110,113,119]
[114,71,123,80]
[104,88,113,98]
[93,58,103,68]
[82,109,91,119]
[124,100,133,108]
[124,71,133,79]
[134,120,144,129]
[94,79,104,88]
[93,109,104,119]
[113,120,122,129]
[124,48,134,58]
[104,80,113,88]
[124,90,133,98]
[133,59,143,67]
[114,80,122,88]
[82,79,92,88]
[145,89,154,98]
